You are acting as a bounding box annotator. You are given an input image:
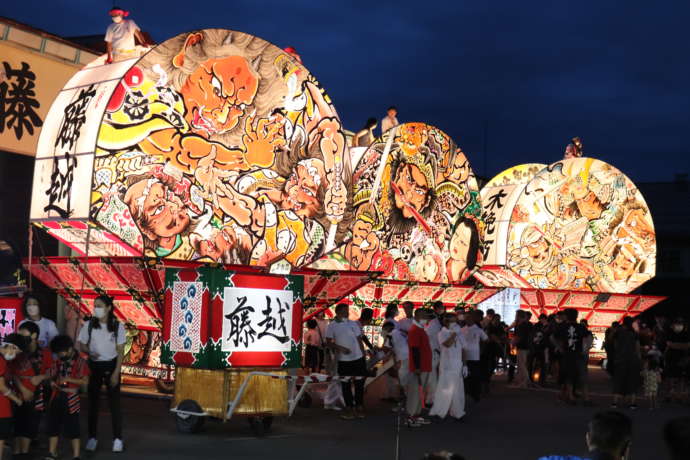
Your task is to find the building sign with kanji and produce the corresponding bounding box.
[222,287,293,353]
[0,41,85,157]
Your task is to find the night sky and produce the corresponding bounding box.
[2,1,689,182]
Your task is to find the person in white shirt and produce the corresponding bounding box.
[381,106,399,135]
[77,295,126,453]
[19,294,59,349]
[424,301,446,405]
[460,310,488,402]
[105,6,148,63]
[325,303,366,420]
[430,313,467,420]
[397,301,414,333]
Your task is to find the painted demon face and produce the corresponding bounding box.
[181,56,259,136]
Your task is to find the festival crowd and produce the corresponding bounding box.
[304,301,690,428]
[0,294,127,460]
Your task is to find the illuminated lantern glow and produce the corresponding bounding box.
[30,29,350,273]
[312,122,483,283]
[506,158,656,293]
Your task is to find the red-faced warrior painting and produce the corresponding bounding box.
[313,122,483,283]
[92,30,350,271]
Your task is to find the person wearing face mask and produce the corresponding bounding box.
[429,313,467,421]
[0,333,28,455]
[77,295,126,453]
[665,318,690,403]
[105,6,148,63]
[19,294,59,349]
[406,308,433,427]
[46,335,90,460]
[11,322,53,457]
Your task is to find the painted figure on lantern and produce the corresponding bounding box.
[313,122,483,283]
[92,30,349,270]
[506,158,656,293]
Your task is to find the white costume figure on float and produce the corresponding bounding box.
[429,315,466,420]
[105,6,148,63]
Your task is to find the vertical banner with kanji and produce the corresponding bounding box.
[162,267,303,369]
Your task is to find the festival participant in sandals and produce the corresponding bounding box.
[19,294,59,349]
[0,334,27,457]
[12,322,53,457]
[77,295,127,453]
[45,335,90,460]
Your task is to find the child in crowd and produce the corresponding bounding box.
[303,319,321,373]
[12,321,53,456]
[46,335,90,460]
[641,354,662,410]
[0,334,28,457]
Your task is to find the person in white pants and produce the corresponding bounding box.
[430,313,467,421]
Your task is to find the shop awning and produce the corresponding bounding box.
[24,257,377,331]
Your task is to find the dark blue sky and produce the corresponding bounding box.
[2,1,689,182]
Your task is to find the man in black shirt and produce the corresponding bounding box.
[511,310,533,388]
[529,314,549,386]
[553,308,587,404]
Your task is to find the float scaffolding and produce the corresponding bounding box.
[23,256,376,433]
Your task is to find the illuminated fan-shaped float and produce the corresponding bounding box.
[475,158,663,331]
[26,28,371,432]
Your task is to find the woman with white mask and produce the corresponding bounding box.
[19,294,59,348]
[77,295,126,453]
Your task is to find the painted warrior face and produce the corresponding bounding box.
[576,191,605,220]
[181,56,259,137]
[128,181,191,240]
[281,161,326,218]
[611,249,636,281]
[393,163,430,218]
[527,236,550,267]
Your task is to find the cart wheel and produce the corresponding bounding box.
[297,389,312,408]
[262,416,273,434]
[175,399,205,434]
[155,378,175,394]
[248,415,273,437]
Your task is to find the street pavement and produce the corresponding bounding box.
[31,368,688,460]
